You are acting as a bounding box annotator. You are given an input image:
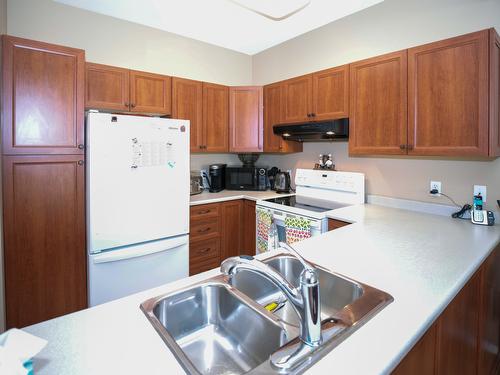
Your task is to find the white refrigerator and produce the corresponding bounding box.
[86,112,189,306]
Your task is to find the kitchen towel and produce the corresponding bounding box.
[256,207,273,253]
[285,215,312,244]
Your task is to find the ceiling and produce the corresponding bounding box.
[54,0,383,55]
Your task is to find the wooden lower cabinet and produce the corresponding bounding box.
[3,155,87,328]
[393,245,500,374]
[328,219,351,231]
[189,199,256,275]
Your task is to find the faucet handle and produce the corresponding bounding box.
[278,241,316,274]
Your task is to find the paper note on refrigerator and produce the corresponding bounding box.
[131,138,176,169]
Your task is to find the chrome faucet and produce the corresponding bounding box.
[221,242,322,369]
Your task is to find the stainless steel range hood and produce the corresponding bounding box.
[273,119,349,142]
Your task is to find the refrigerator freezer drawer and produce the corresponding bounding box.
[88,235,189,306]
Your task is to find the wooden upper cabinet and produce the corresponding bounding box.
[490,28,500,157]
[172,77,203,152]
[3,155,87,328]
[229,86,263,153]
[203,83,229,152]
[1,36,85,155]
[129,70,171,115]
[349,51,408,155]
[282,74,313,123]
[85,63,129,111]
[263,82,302,153]
[312,65,349,120]
[408,30,489,156]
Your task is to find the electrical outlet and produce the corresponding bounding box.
[473,185,487,202]
[430,181,442,195]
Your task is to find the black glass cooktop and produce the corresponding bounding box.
[264,195,348,213]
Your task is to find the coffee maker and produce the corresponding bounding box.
[208,164,226,193]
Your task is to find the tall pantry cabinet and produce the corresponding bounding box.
[1,36,87,328]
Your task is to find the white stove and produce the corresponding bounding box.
[256,169,365,253]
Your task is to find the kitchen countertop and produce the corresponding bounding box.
[24,203,500,375]
[189,189,293,205]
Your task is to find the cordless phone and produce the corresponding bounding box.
[471,194,495,226]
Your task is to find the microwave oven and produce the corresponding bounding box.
[226,167,267,191]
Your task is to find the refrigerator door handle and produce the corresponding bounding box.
[92,236,188,264]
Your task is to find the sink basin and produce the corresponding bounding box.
[230,255,364,327]
[142,253,393,374]
[141,282,289,375]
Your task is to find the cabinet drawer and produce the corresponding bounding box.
[190,217,220,239]
[190,203,220,220]
[189,256,220,276]
[190,237,220,262]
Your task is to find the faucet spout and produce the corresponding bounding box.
[221,253,322,350]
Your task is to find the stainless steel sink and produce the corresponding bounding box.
[230,254,364,327]
[141,253,393,374]
[141,281,290,375]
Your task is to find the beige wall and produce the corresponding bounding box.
[7,0,252,85]
[255,0,500,210]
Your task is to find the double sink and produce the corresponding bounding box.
[141,253,393,374]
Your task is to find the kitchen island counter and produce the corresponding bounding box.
[24,204,500,374]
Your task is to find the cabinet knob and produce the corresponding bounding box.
[124,102,130,107]
[78,144,84,150]
[130,103,136,108]
[407,144,414,151]
[312,113,316,117]
[307,113,311,118]
[399,144,407,150]
[77,160,84,166]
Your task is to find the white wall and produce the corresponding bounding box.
[254,0,500,209]
[7,0,252,85]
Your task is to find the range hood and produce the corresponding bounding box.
[273,118,349,142]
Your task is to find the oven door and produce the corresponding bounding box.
[226,167,257,190]
[256,206,325,253]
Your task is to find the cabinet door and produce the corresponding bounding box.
[242,200,256,256]
[436,272,480,375]
[478,246,500,375]
[1,36,85,155]
[408,30,489,156]
[3,155,87,328]
[349,51,408,155]
[221,200,243,261]
[129,70,171,115]
[392,324,437,375]
[85,62,129,111]
[263,83,302,153]
[282,74,312,123]
[203,82,229,152]
[490,28,500,157]
[312,65,349,120]
[229,86,263,153]
[172,77,203,152]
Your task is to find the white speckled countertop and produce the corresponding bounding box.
[189,189,293,205]
[24,196,500,375]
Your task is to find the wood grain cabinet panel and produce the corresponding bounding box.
[408,30,489,156]
[312,65,349,120]
[129,70,171,115]
[263,83,302,153]
[478,247,500,375]
[172,77,203,152]
[229,86,263,153]
[85,62,129,111]
[2,36,85,155]
[203,82,229,152]
[221,200,243,261]
[490,28,500,157]
[349,50,408,155]
[3,155,87,328]
[242,200,256,256]
[392,324,437,375]
[282,74,313,123]
[327,219,351,231]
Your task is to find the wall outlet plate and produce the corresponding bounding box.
[473,185,487,202]
[430,181,442,195]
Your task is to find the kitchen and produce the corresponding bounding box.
[0,0,500,374]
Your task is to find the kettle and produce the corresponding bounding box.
[274,171,291,194]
